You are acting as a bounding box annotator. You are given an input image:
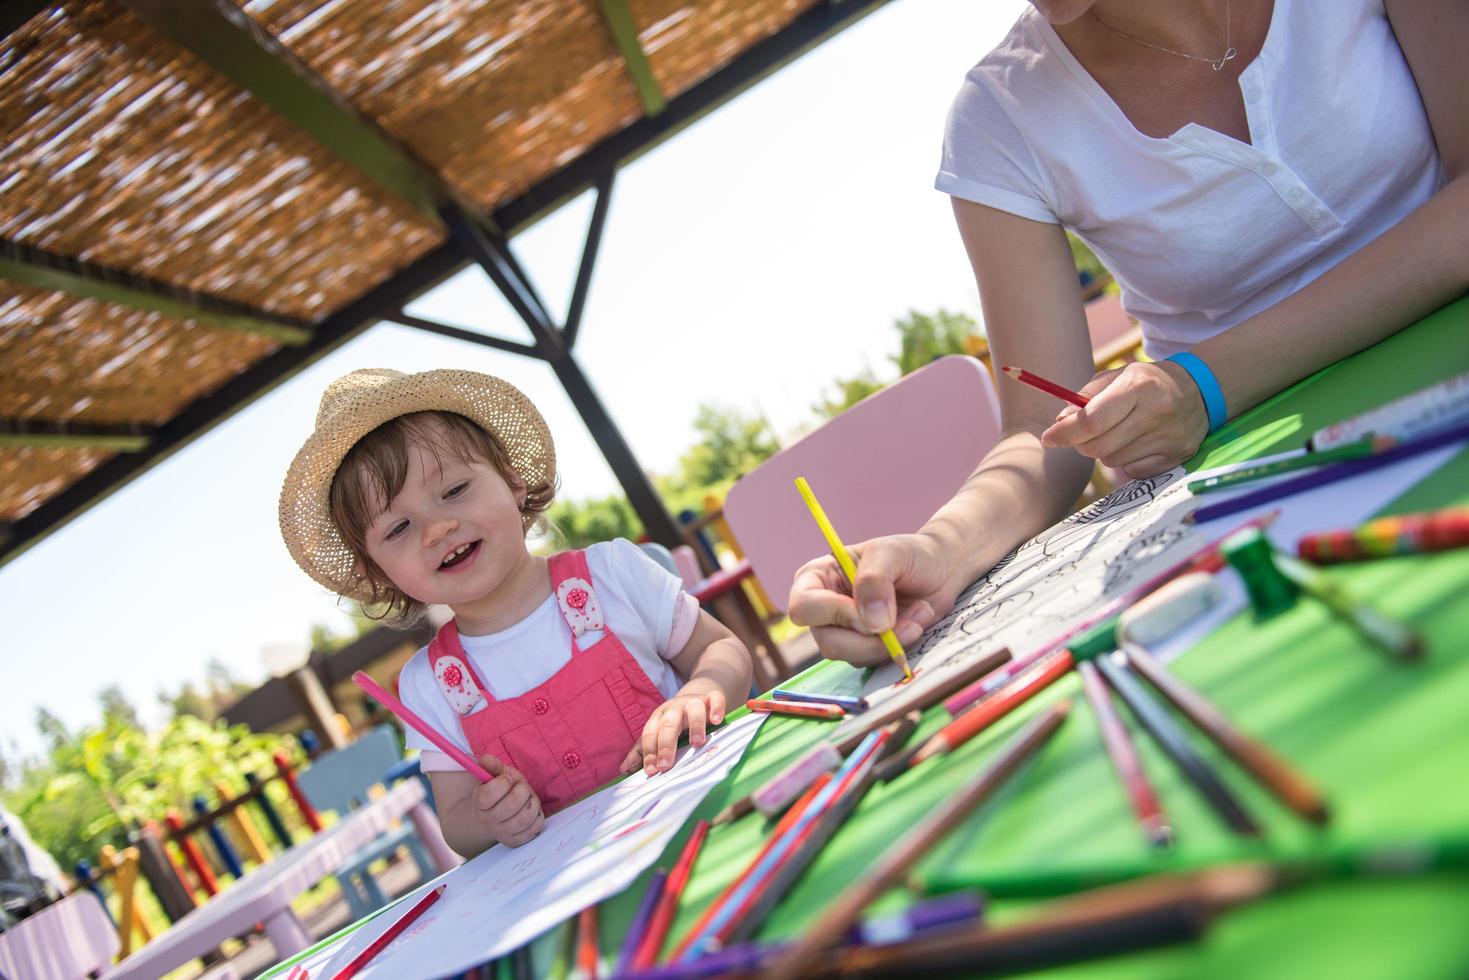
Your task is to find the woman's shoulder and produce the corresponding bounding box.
[950,9,1070,124]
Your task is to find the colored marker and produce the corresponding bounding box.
[1078,661,1173,851]
[330,884,445,980]
[615,869,668,976]
[795,476,913,680]
[1273,554,1424,661]
[1298,506,1469,564]
[772,688,869,712]
[1188,421,1469,526]
[1186,435,1391,494]
[746,698,845,720]
[751,742,843,818]
[1001,365,1090,408]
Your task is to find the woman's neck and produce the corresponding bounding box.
[1058,0,1233,63]
[450,552,551,636]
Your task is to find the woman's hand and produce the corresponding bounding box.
[787,532,956,667]
[472,755,545,847]
[622,688,728,776]
[1040,361,1209,479]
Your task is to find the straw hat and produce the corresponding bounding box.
[279,368,555,600]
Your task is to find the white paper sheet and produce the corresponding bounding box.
[832,443,1463,739]
[279,712,767,980]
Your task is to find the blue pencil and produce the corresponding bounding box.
[772,688,870,712]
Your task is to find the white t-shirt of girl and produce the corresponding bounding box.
[936,0,1442,358]
[399,538,699,772]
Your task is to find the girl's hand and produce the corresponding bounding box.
[621,689,728,776]
[1040,361,1210,479]
[472,755,544,847]
[787,533,954,667]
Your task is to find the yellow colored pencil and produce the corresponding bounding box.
[795,477,914,680]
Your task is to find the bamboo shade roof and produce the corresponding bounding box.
[0,0,877,564]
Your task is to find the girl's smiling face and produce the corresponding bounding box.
[361,419,533,613]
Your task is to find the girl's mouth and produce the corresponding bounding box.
[439,540,481,571]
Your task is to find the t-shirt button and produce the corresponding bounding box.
[562,751,581,770]
[1245,89,1261,105]
[1288,187,1305,202]
[532,698,550,716]
[1261,161,1277,175]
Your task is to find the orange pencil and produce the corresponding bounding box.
[330,884,445,980]
[577,904,600,978]
[1002,365,1090,408]
[631,819,711,969]
[911,652,1074,766]
[746,699,845,720]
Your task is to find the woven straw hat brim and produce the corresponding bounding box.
[278,369,554,601]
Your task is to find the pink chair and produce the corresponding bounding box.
[723,355,1003,613]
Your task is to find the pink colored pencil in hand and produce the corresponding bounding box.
[353,671,496,782]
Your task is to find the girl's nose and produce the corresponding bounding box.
[423,515,458,547]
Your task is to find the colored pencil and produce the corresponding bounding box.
[1093,657,1261,837]
[942,512,1277,717]
[1188,420,1469,525]
[822,863,1279,979]
[795,476,913,680]
[1186,436,1390,495]
[746,698,845,720]
[616,893,983,979]
[1121,643,1330,824]
[1077,661,1173,851]
[615,868,668,975]
[911,652,1075,766]
[765,700,1072,980]
[1298,506,1469,564]
[710,794,755,826]
[631,820,710,969]
[546,918,576,980]
[1001,365,1091,408]
[353,671,494,781]
[749,742,843,819]
[677,730,889,959]
[329,883,445,980]
[832,647,1013,755]
[772,688,870,712]
[1272,554,1424,661]
[577,903,600,979]
[509,945,534,980]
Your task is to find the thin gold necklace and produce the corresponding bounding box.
[1091,1,1237,72]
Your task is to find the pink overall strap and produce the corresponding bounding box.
[426,620,498,715]
[547,549,608,650]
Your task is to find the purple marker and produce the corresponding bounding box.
[617,892,984,979]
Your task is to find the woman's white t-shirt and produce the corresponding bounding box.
[398,538,698,772]
[936,0,1442,358]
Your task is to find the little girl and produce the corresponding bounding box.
[279,368,754,856]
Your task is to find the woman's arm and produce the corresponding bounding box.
[787,200,1097,665]
[1044,0,1469,476]
[621,610,753,775]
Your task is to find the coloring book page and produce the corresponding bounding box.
[833,445,1462,743]
[280,712,767,980]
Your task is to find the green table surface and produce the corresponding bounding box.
[594,296,1469,978]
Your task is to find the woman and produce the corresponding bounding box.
[790,0,1466,664]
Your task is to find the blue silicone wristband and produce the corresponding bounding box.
[1166,351,1227,433]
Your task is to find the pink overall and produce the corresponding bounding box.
[426,550,667,814]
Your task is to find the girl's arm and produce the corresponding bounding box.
[428,755,544,857]
[1044,0,1469,475]
[788,200,1097,665]
[621,610,754,775]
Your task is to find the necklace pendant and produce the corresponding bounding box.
[1211,47,1238,71]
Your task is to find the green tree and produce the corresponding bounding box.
[1068,231,1109,281]
[546,494,643,550]
[674,405,780,489]
[812,369,885,420]
[98,685,140,728]
[893,308,980,376]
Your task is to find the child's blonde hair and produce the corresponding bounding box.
[329,410,556,625]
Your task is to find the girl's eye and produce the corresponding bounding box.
[445,482,468,499]
[386,520,409,540]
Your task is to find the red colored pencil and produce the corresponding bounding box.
[330,884,445,980]
[746,698,845,720]
[631,819,711,969]
[911,652,1074,766]
[577,903,601,979]
[1077,661,1173,851]
[1002,365,1090,408]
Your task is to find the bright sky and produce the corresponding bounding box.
[0,1,1029,761]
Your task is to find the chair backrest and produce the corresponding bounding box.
[670,545,703,588]
[0,892,118,980]
[297,725,404,815]
[724,355,1002,613]
[638,542,680,578]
